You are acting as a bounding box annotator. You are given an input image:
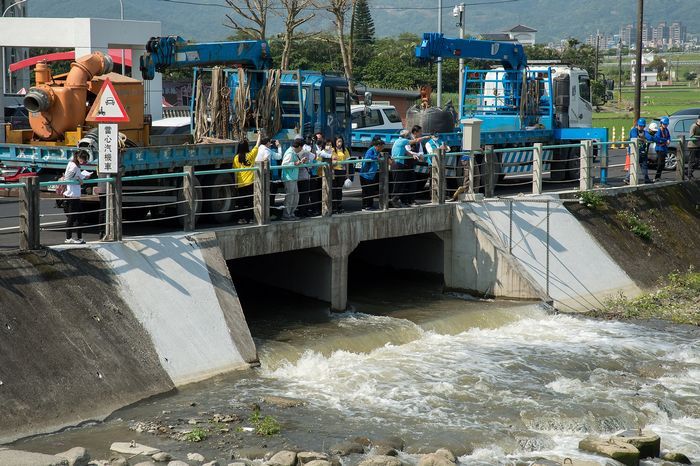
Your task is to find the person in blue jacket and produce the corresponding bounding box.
[624,118,652,184]
[359,137,384,210]
[653,116,672,181]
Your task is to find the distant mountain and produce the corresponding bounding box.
[28,0,698,44]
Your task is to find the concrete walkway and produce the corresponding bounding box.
[463,196,640,311]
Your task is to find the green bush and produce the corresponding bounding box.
[615,211,652,241]
[184,427,208,442]
[579,191,605,209]
[249,408,281,436]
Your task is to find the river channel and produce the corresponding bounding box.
[13,274,700,465]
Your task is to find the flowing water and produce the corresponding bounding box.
[13,275,700,465]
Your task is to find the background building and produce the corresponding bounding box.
[1,0,30,94]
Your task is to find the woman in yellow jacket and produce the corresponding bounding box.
[331,136,350,214]
[232,133,260,224]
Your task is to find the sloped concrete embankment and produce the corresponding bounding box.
[0,233,255,443]
[564,181,700,289]
[452,199,640,311]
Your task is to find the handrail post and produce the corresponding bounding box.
[321,162,333,217]
[379,155,390,211]
[484,146,496,197]
[183,165,196,231]
[532,143,543,195]
[580,140,593,191]
[431,148,445,204]
[106,171,123,241]
[677,135,687,181]
[19,176,40,250]
[629,138,639,186]
[600,141,609,185]
[468,151,475,194]
[254,161,270,225]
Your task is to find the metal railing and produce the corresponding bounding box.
[1,134,697,251]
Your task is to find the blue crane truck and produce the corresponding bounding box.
[352,33,608,181]
[0,36,353,221]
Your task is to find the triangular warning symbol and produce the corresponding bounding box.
[86,78,130,123]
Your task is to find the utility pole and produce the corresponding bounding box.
[454,3,465,115]
[618,38,623,106]
[594,31,600,81]
[634,0,644,123]
[437,0,443,108]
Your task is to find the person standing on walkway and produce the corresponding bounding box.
[360,137,384,210]
[255,136,283,219]
[624,118,652,184]
[652,116,672,181]
[331,136,350,214]
[281,139,309,220]
[62,150,89,244]
[232,134,261,224]
[688,116,700,179]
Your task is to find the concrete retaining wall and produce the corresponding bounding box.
[95,234,256,385]
[0,249,174,444]
[0,234,256,443]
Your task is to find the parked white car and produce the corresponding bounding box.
[351,104,403,131]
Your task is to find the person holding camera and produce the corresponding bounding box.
[281,139,310,220]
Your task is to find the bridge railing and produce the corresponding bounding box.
[2,134,698,251]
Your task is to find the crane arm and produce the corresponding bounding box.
[140,36,273,80]
[415,32,527,70]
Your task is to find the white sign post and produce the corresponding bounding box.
[98,123,119,174]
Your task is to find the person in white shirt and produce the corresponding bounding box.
[62,150,89,244]
[255,137,283,217]
[297,136,318,216]
[281,139,310,220]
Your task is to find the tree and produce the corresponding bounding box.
[319,0,356,94]
[560,38,598,79]
[224,0,272,40]
[278,0,315,69]
[351,0,374,68]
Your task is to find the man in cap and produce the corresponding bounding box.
[652,116,672,181]
[624,118,652,184]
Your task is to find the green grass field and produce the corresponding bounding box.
[593,85,700,134]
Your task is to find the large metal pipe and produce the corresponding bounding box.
[26,52,113,140]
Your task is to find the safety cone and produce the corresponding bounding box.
[622,126,626,145]
[612,126,617,148]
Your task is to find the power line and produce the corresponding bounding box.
[151,0,519,10]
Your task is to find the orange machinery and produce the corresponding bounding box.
[4,51,149,146]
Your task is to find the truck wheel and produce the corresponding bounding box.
[206,173,236,224]
[549,148,567,182]
[564,147,581,181]
[122,206,150,222]
[170,176,202,227]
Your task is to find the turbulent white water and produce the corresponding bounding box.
[251,305,700,464]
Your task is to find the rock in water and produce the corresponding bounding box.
[661,452,692,464]
[261,396,306,408]
[329,441,365,456]
[433,449,456,463]
[187,452,206,462]
[167,461,190,466]
[0,450,68,466]
[109,455,128,466]
[152,452,173,462]
[297,452,329,464]
[304,461,331,466]
[133,462,157,466]
[578,437,640,466]
[55,447,90,466]
[203,462,220,466]
[417,453,455,466]
[110,442,160,456]
[357,455,403,466]
[267,450,297,466]
[613,430,661,458]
